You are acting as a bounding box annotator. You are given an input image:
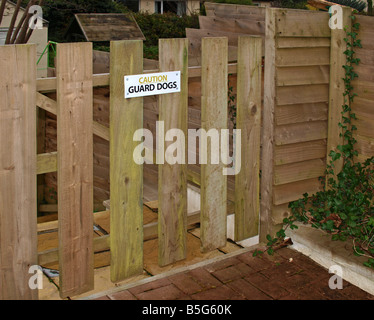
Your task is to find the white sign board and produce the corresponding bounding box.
[125,71,181,98]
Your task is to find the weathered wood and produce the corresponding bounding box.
[200,37,228,252]
[204,2,266,18]
[260,8,277,242]
[275,9,330,37]
[276,65,329,86]
[275,47,330,67]
[57,42,94,298]
[277,37,330,48]
[199,16,265,35]
[275,102,328,125]
[275,121,328,145]
[274,159,326,185]
[0,44,38,300]
[37,152,58,175]
[158,38,189,266]
[274,140,327,165]
[110,40,144,280]
[235,36,262,241]
[326,7,351,184]
[276,84,329,105]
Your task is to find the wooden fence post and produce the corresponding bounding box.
[0,44,38,300]
[235,36,262,241]
[57,43,94,298]
[200,37,228,252]
[260,8,276,242]
[158,38,189,266]
[110,40,144,281]
[326,7,352,184]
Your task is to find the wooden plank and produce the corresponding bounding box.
[275,121,328,145]
[158,38,189,266]
[276,65,329,86]
[276,84,329,105]
[57,42,94,298]
[275,102,328,126]
[274,140,327,165]
[37,152,58,175]
[275,9,330,37]
[274,158,326,185]
[277,37,330,48]
[354,134,374,159]
[275,47,330,67]
[351,80,374,101]
[273,177,324,205]
[0,44,38,300]
[351,97,374,121]
[204,2,266,17]
[110,40,144,280]
[234,36,262,241]
[354,65,374,82]
[326,7,352,184]
[200,37,228,252]
[199,16,265,35]
[260,8,277,242]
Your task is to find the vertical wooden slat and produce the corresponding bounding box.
[200,37,228,252]
[110,40,144,281]
[0,44,38,300]
[326,7,352,184]
[235,36,262,241]
[260,8,277,242]
[158,38,188,266]
[57,43,94,298]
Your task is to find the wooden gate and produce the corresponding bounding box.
[0,36,262,299]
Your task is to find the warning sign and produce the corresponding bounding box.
[124,71,181,98]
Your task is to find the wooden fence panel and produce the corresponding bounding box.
[57,43,94,298]
[110,40,144,280]
[261,8,332,238]
[0,44,38,300]
[158,38,189,266]
[200,37,228,251]
[235,36,262,241]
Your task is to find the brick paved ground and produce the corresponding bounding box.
[92,247,374,300]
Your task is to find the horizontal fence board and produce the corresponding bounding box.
[275,121,328,145]
[275,10,330,37]
[274,158,326,185]
[354,117,374,138]
[205,2,266,17]
[276,65,329,86]
[276,84,329,105]
[275,102,328,125]
[355,49,374,66]
[354,134,374,159]
[275,47,330,67]
[199,16,265,35]
[277,37,330,48]
[274,139,327,165]
[351,97,374,121]
[354,65,374,82]
[351,80,374,101]
[273,177,324,205]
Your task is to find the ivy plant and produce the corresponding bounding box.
[255,15,374,270]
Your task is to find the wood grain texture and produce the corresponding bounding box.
[110,40,144,280]
[260,8,276,242]
[200,37,228,252]
[326,7,351,185]
[56,42,94,298]
[235,36,262,241]
[0,44,38,300]
[158,38,189,266]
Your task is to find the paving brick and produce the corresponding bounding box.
[340,284,374,300]
[212,263,255,283]
[128,278,171,296]
[280,271,315,292]
[135,284,188,300]
[93,295,111,300]
[204,257,241,273]
[168,272,203,295]
[226,279,272,300]
[276,247,303,260]
[305,278,349,300]
[187,267,223,289]
[259,260,304,281]
[191,285,244,300]
[291,254,330,276]
[108,290,137,300]
[245,272,289,300]
[237,253,273,272]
